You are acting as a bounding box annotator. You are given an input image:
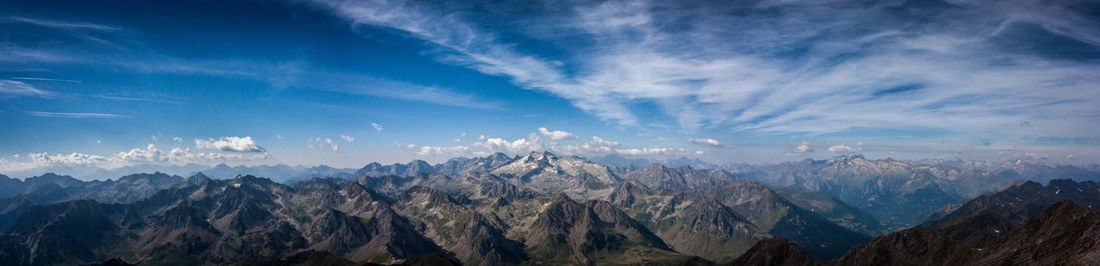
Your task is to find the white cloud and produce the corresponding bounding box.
[472,135,545,155]
[0,80,55,98]
[118,144,167,161]
[538,127,576,141]
[340,135,355,142]
[308,137,341,152]
[453,138,461,143]
[0,144,269,173]
[194,136,266,153]
[407,129,690,158]
[827,145,860,155]
[172,136,182,143]
[686,138,722,147]
[615,147,687,156]
[371,123,383,133]
[29,152,110,165]
[411,145,470,156]
[796,141,814,153]
[276,134,284,139]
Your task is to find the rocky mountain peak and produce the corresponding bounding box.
[609,180,650,207]
[400,186,457,207]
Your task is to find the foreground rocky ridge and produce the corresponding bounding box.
[733,179,1100,266]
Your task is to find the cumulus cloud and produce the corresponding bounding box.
[472,134,545,155]
[340,135,354,142]
[827,145,860,155]
[687,138,722,147]
[29,152,109,165]
[195,136,266,153]
[0,144,269,173]
[410,144,470,156]
[407,128,691,158]
[615,147,688,156]
[371,123,383,133]
[796,141,814,153]
[308,137,340,152]
[538,127,576,141]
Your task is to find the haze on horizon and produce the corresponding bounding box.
[2,0,1099,175]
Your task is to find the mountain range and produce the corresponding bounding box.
[734,155,1100,231]
[0,152,1096,265]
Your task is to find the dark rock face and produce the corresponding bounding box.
[728,200,1100,266]
[973,200,1100,265]
[723,238,814,266]
[832,228,976,266]
[921,179,1100,248]
[4,200,123,265]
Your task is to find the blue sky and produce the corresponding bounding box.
[2,0,1099,172]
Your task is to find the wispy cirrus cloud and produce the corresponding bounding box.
[0,80,56,98]
[0,16,123,32]
[94,94,184,104]
[316,75,502,110]
[304,0,1100,146]
[25,111,123,118]
[2,16,503,111]
[7,77,82,83]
